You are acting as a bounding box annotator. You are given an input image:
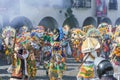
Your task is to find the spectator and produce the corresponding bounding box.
[94,57,117,80]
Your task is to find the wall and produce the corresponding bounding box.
[9,0,67,27]
[106,0,120,26]
[72,0,97,28]
[2,0,120,29]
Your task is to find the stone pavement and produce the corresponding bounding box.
[0,57,120,80]
[0,57,79,80]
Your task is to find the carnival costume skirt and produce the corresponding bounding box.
[77,61,95,79]
[48,63,66,79]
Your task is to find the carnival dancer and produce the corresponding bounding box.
[10,44,29,80]
[30,40,40,67]
[10,26,33,80]
[109,26,120,79]
[42,29,53,65]
[86,27,102,57]
[2,26,16,64]
[48,42,66,80]
[109,42,120,79]
[48,28,66,80]
[102,34,111,59]
[31,26,45,66]
[97,23,112,59]
[62,25,72,57]
[17,26,38,79]
[27,49,37,79]
[52,28,65,61]
[42,43,52,66]
[77,37,100,80]
[70,28,85,62]
[61,35,69,57]
[6,37,14,64]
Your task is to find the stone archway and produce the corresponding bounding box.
[10,16,33,30]
[115,18,120,26]
[101,17,112,25]
[63,15,79,29]
[83,17,97,27]
[38,16,58,31]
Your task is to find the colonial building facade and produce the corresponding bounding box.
[0,0,119,30]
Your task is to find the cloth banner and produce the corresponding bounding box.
[96,0,107,17]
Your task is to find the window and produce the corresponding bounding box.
[109,0,118,10]
[72,0,91,8]
[84,0,91,8]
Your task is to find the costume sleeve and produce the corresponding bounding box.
[22,50,29,59]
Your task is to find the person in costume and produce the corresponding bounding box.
[2,26,16,65]
[94,57,117,80]
[48,28,66,80]
[77,52,97,80]
[69,28,84,62]
[109,43,120,79]
[53,28,66,60]
[77,37,100,80]
[102,34,112,59]
[10,44,29,80]
[61,37,68,59]
[62,25,72,57]
[42,42,52,72]
[30,26,45,66]
[42,30,53,65]
[61,30,70,58]
[27,50,37,79]
[30,39,41,67]
[48,43,66,80]
[5,37,14,64]
[110,43,120,65]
